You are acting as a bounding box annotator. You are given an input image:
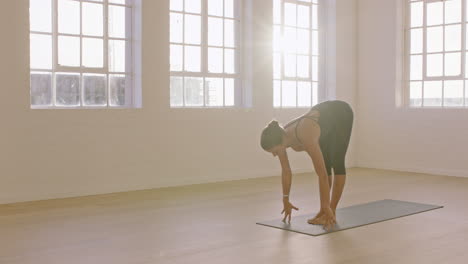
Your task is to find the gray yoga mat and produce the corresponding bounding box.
[256,199,443,236]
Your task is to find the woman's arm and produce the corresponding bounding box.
[277,149,292,197]
[277,149,299,223]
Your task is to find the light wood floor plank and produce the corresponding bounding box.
[0,168,467,264]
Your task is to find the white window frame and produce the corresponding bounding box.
[30,0,140,109]
[272,0,325,109]
[169,0,244,108]
[405,0,468,108]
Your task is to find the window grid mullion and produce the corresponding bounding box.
[463,0,467,107]
[182,7,186,107]
[80,0,84,107]
[104,0,110,107]
[442,0,445,107]
[422,0,427,107]
[53,0,58,107]
[202,0,208,107]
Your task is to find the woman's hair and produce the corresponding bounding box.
[260,120,285,151]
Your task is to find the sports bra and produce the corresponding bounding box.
[284,115,319,145]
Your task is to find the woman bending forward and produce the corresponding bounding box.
[260,100,354,230]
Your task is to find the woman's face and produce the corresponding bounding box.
[268,145,285,157]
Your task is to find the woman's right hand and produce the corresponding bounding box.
[281,200,299,224]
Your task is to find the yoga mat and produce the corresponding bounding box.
[256,199,443,236]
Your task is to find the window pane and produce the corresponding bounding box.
[170,76,184,107]
[109,5,128,38]
[83,38,104,68]
[427,26,443,53]
[273,25,281,52]
[284,54,297,77]
[312,30,319,55]
[109,40,126,72]
[427,1,443,26]
[110,75,127,106]
[184,46,201,72]
[185,15,201,44]
[58,0,80,34]
[411,2,423,28]
[283,27,297,53]
[445,0,461,24]
[208,0,223,16]
[410,28,423,54]
[274,80,281,107]
[298,81,312,107]
[284,3,297,27]
[83,3,103,37]
[312,82,318,106]
[444,80,464,107]
[282,81,296,107]
[208,47,223,73]
[424,81,442,107]
[410,55,422,80]
[170,0,183,11]
[185,77,204,106]
[224,19,235,48]
[208,17,223,46]
[58,36,80,67]
[30,0,52,33]
[30,34,52,70]
[170,44,183,72]
[297,55,310,78]
[297,29,310,54]
[426,53,443,77]
[273,0,281,24]
[206,78,224,106]
[445,52,461,76]
[312,4,318,29]
[409,81,422,107]
[297,5,310,28]
[445,25,461,52]
[312,56,318,81]
[170,13,183,43]
[56,73,80,106]
[224,49,235,74]
[185,0,201,14]
[273,52,281,79]
[30,72,52,106]
[83,74,107,106]
[225,78,235,106]
[225,0,234,18]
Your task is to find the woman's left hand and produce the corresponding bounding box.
[307,207,336,231]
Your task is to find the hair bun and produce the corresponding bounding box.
[269,120,279,127]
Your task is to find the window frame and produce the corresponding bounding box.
[29,0,137,109]
[404,0,468,108]
[169,0,244,108]
[272,0,325,109]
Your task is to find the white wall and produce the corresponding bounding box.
[357,0,468,177]
[0,0,357,204]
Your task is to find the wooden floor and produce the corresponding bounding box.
[1,168,467,264]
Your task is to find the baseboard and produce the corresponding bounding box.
[357,162,468,178]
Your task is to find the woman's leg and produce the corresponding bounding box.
[330,110,353,213]
[330,174,346,213]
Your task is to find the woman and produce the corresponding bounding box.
[260,100,354,231]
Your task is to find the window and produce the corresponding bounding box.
[29,0,138,108]
[273,0,320,108]
[407,0,468,107]
[169,0,241,107]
